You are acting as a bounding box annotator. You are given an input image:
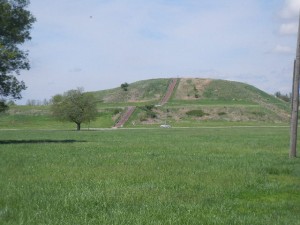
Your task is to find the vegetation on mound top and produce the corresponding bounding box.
[91,79,170,103]
[91,78,289,111]
[173,78,269,103]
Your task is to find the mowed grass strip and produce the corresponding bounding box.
[0,128,299,225]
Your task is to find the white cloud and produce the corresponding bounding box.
[272,45,293,54]
[281,0,300,19]
[278,0,299,35]
[279,23,298,35]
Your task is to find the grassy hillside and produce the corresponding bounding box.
[146,78,290,127]
[0,78,291,129]
[92,78,171,104]
[91,78,289,111]
[173,78,288,108]
[119,78,290,126]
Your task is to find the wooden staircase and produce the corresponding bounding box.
[159,78,177,105]
[114,106,136,128]
[113,79,177,128]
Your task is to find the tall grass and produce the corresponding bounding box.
[0,128,299,224]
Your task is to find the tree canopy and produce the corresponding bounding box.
[51,88,98,131]
[0,0,35,109]
[121,82,129,91]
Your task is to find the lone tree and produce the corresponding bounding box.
[51,88,98,131]
[0,0,36,111]
[121,82,129,91]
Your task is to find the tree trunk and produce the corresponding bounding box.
[76,123,81,131]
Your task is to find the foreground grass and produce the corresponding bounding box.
[0,105,116,129]
[0,128,299,224]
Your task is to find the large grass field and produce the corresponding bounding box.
[0,127,299,224]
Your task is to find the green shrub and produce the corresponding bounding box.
[186,110,208,117]
[145,105,155,111]
[218,112,226,116]
[138,105,157,119]
[146,111,157,118]
[112,108,122,115]
[139,115,147,121]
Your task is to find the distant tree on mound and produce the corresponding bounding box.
[121,82,129,91]
[0,0,36,111]
[274,91,291,102]
[50,88,98,131]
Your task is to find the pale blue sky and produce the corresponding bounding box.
[19,0,299,103]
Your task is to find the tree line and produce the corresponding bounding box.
[274,91,291,102]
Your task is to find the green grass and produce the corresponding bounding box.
[0,106,117,129]
[168,99,257,107]
[0,104,289,130]
[91,78,170,103]
[0,127,299,224]
[96,101,158,108]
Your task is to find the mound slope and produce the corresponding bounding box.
[1,78,289,130]
[91,78,290,125]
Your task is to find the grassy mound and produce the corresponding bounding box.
[92,79,170,104]
[0,78,290,129]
